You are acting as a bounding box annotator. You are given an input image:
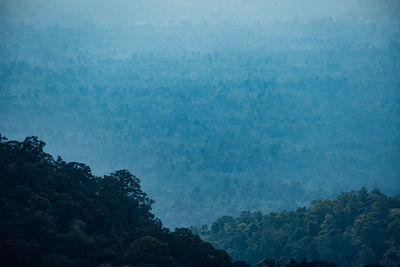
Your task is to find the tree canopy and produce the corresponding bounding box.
[0,135,248,267]
[194,188,400,267]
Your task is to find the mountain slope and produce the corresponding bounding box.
[0,135,248,267]
[194,189,400,266]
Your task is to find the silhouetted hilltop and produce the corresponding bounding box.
[1,135,398,267]
[0,135,248,267]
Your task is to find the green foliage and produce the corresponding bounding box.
[0,135,248,267]
[124,236,176,266]
[195,189,400,267]
[256,257,337,267]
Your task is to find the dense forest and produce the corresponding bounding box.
[1,1,399,266]
[0,135,250,267]
[1,135,397,267]
[1,18,399,227]
[193,189,400,267]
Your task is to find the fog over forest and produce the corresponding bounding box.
[1,0,399,228]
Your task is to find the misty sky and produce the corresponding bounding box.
[1,0,400,26]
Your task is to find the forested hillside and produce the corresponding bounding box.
[193,189,400,267]
[1,135,395,267]
[0,135,248,267]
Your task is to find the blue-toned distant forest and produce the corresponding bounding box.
[1,0,400,266]
[1,16,399,227]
